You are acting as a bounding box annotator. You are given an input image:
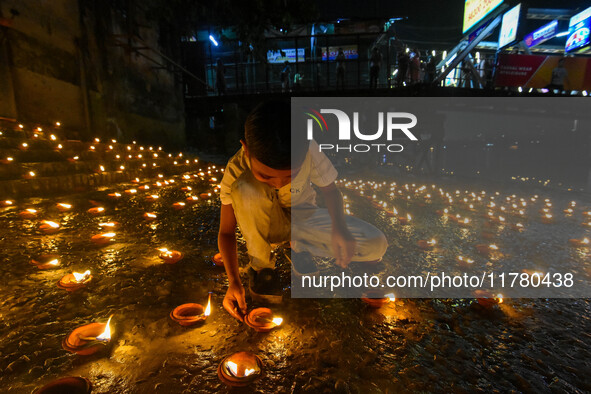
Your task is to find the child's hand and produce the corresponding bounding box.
[223,283,247,321]
[331,227,356,268]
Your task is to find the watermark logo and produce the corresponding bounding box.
[305,109,418,153]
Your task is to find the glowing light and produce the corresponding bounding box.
[73,270,91,282]
[96,315,113,341]
[272,317,283,326]
[204,294,212,316]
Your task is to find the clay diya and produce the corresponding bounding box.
[456,255,474,267]
[172,202,186,210]
[57,270,92,291]
[361,291,394,308]
[540,213,553,224]
[582,221,591,228]
[31,254,60,270]
[145,194,159,201]
[186,195,199,205]
[91,232,116,245]
[124,188,138,195]
[39,220,60,234]
[417,239,437,250]
[87,207,105,216]
[107,192,121,199]
[33,376,92,394]
[218,351,263,387]
[62,316,112,355]
[56,203,73,212]
[158,248,183,264]
[19,208,38,219]
[170,294,211,326]
[98,221,119,230]
[458,217,471,227]
[473,290,503,307]
[510,223,524,231]
[244,308,283,332]
[199,192,212,200]
[475,244,499,255]
[213,252,224,266]
[143,212,157,221]
[568,237,590,247]
[397,213,412,225]
[1,200,14,207]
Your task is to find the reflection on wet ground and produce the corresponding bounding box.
[1,171,590,393]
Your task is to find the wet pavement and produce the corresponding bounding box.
[1,168,591,393]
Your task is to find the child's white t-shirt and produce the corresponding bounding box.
[219,140,338,207]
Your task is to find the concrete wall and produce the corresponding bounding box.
[0,0,185,147]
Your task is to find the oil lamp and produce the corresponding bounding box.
[244,308,283,332]
[62,316,112,355]
[476,244,499,255]
[30,254,60,269]
[124,188,137,194]
[361,291,391,308]
[19,208,38,219]
[87,207,105,215]
[473,290,503,307]
[397,213,412,225]
[91,232,116,245]
[146,194,159,201]
[33,376,92,394]
[213,252,224,266]
[186,195,199,205]
[510,223,524,231]
[98,221,119,230]
[199,192,212,200]
[143,212,157,221]
[217,352,263,387]
[57,270,92,291]
[39,220,60,234]
[158,248,183,264]
[172,202,186,210]
[170,294,211,326]
[568,237,590,247]
[1,200,14,207]
[456,255,474,267]
[107,192,121,199]
[417,238,437,250]
[541,213,553,224]
[56,203,72,212]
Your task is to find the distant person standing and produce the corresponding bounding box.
[546,58,569,92]
[424,55,436,84]
[216,58,226,95]
[396,48,410,87]
[410,49,421,84]
[281,61,291,92]
[336,48,346,89]
[369,47,382,89]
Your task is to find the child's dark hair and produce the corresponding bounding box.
[244,100,309,170]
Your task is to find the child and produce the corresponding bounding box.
[218,101,388,320]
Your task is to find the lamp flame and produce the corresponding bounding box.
[226,361,256,377]
[272,317,283,326]
[385,293,396,302]
[204,294,212,316]
[43,221,60,228]
[73,270,91,282]
[96,315,113,342]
